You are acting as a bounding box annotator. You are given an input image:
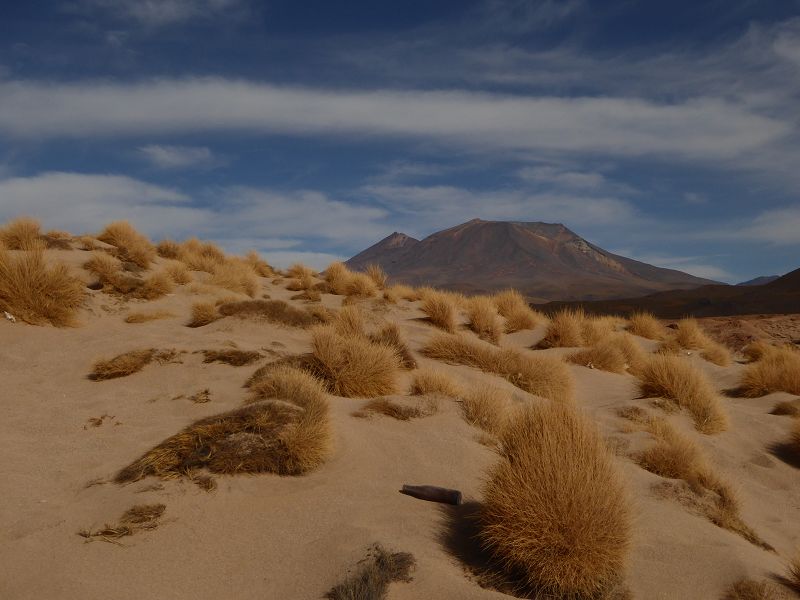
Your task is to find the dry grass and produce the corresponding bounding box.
[187,301,220,328]
[116,389,330,480]
[325,544,415,600]
[409,368,462,398]
[156,239,181,259]
[384,284,417,302]
[346,273,379,298]
[243,250,274,277]
[788,551,800,594]
[606,332,649,374]
[179,237,227,272]
[461,385,511,436]
[537,308,584,348]
[723,579,780,600]
[84,250,122,282]
[324,261,351,295]
[672,318,732,366]
[568,340,627,373]
[291,289,322,302]
[217,299,327,328]
[333,305,365,337]
[247,364,328,406]
[622,413,771,550]
[134,271,174,300]
[700,341,732,367]
[163,260,192,284]
[0,245,84,326]
[286,272,316,292]
[96,221,156,268]
[365,264,388,289]
[78,503,165,544]
[202,349,261,366]
[89,349,177,380]
[0,216,42,249]
[41,229,74,249]
[420,292,457,333]
[494,289,547,332]
[742,340,772,363]
[369,322,417,369]
[627,311,665,340]
[311,325,401,397]
[771,400,800,416]
[423,333,573,402]
[353,397,438,421]
[208,261,259,297]
[581,316,621,346]
[738,347,800,396]
[466,297,502,344]
[480,402,631,598]
[124,310,173,324]
[638,354,729,434]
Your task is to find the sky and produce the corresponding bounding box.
[0,0,799,281]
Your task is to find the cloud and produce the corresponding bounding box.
[735,206,800,245]
[0,79,788,162]
[76,0,247,27]
[612,252,733,282]
[138,144,221,169]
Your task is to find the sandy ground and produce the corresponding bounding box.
[1,249,799,599]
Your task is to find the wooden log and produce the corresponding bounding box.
[400,484,462,505]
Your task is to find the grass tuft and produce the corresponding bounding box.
[0,216,42,249]
[466,296,503,344]
[124,310,173,324]
[353,397,438,421]
[420,291,457,333]
[462,385,511,436]
[187,301,220,328]
[96,221,155,268]
[627,312,666,340]
[723,579,780,600]
[368,322,417,369]
[202,349,261,366]
[90,349,177,380]
[537,308,584,348]
[738,346,800,396]
[568,340,628,373]
[217,299,327,328]
[410,368,462,398]
[365,264,388,289]
[325,544,415,600]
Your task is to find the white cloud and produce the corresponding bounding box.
[77,0,246,27]
[0,79,788,161]
[615,252,732,282]
[737,206,800,245]
[138,144,220,169]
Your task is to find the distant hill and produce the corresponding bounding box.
[544,267,800,317]
[346,218,717,301]
[737,275,780,286]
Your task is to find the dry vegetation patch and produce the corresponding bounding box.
[90,349,178,380]
[466,296,503,344]
[247,364,328,406]
[420,291,457,333]
[480,402,631,598]
[187,301,220,328]
[96,221,156,269]
[325,544,415,600]
[493,289,545,333]
[738,347,800,397]
[365,264,388,289]
[202,349,262,366]
[217,299,327,328]
[410,369,462,398]
[627,312,666,340]
[723,579,781,600]
[352,397,438,421]
[0,216,43,249]
[638,354,729,434]
[423,333,573,402]
[537,308,584,348]
[368,322,417,369]
[568,340,628,373]
[78,503,165,544]
[461,385,511,436]
[124,310,173,324]
[0,245,84,326]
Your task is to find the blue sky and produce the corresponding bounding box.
[1,0,799,281]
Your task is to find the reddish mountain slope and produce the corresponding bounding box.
[346,219,717,301]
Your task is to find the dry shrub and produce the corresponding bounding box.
[163,260,192,284]
[674,318,707,349]
[346,272,379,298]
[286,263,315,279]
[462,385,511,436]
[78,503,165,543]
[365,264,388,289]
[701,341,732,367]
[208,261,258,297]
[638,354,729,434]
[771,400,799,416]
[0,245,84,326]
[96,221,155,268]
[723,579,780,600]
[738,347,800,396]
[134,271,174,300]
[656,336,683,356]
[423,333,573,402]
[493,289,527,317]
[156,239,181,259]
[247,364,327,406]
[503,304,544,333]
[89,349,163,380]
[353,397,438,421]
[581,316,621,346]
[311,325,400,397]
[291,289,322,302]
[466,296,502,344]
[77,235,100,251]
[41,229,74,249]
[537,308,584,348]
[568,340,627,373]
[481,402,631,598]
[385,284,417,302]
[369,322,417,369]
[0,216,42,249]
[84,250,122,282]
[742,340,772,363]
[179,237,227,272]
[333,304,365,337]
[627,312,665,340]
[409,368,462,398]
[202,349,261,366]
[606,332,649,374]
[286,273,315,291]
[323,261,351,295]
[325,544,415,600]
[788,551,800,594]
[116,392,330,481]
[124,310,173,324]
[421,291,456,333]
[218,299,325,328]
[188,301,219,328]
[621,413,771,550]
[243,250,274,277]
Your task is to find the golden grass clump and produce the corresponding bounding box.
[385,284,418,302]
[243,250,274,277]
[423,333,573,403]
[311,325,401,397]
[638,354,729,434]
[208,261,259,297]
[179,237,227,272]
[247,364,328,406]
[325,544,415,600]
[537,308,584,348]
[742,340,772,363]
[135,271,174,300]
[409,368,462,398]
[365,264,388,289]
[79,503,166,543]
[738,346,800,396]
[124,310,173,324]
[788,551,800,594]
[332,304,365,337]
[627,311,665,340]
[116,391,331,481]
[90,349,158,380]
[353,397,438,421]
[480,402,631,598]
[461,385,511,436]
[218,299,327,328]
[700,340,732,367]
[96,221,156,268]
[567,340,627,373]
[671,318,732,366]
[421,291,457,333]
[323,261,350,295]
[0,245,84,326]
[581,316,622,346]
[723,579,780,600]
[202,349,261,366]
[156,239,181,259]
[163,260,192,284]
[84,250,122,282]
[368,322,417,369]
[466,296,502,344]
[286,272,316,292]
[0,216,42,249]
[607,332,649,374]
[187,301,220,328]
[346,272,379,298]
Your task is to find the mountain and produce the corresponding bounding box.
[544,267,800,318]
[737,275,780,286]
[346,218,718,301]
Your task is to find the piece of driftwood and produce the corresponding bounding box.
[400,484,462,505]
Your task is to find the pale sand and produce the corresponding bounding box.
[1,249,799,599]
